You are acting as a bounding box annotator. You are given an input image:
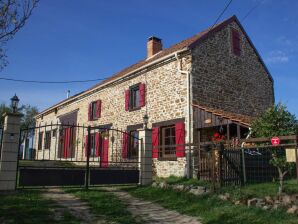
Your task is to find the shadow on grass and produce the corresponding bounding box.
[0,190,79,224]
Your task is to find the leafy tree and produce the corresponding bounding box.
[251,103,298,194]
[0,0,39,70]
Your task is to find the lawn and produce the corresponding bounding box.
[0,190,79,224]
[125,185,298,224]
[219,179,298,201]
[155,175,211,187]
[66,188,140,224]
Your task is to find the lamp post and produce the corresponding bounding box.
[143,114,149,130]
[10,94,20,114]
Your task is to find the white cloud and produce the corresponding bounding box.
[266,50,289,64]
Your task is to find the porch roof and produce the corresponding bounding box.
[193,104,254,129]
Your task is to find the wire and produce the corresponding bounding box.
[0,76,108,84]
[242,1,262,22]
[211,0,233,29]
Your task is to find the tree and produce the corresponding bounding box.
[0,0,39,70]
[251,103,298,194]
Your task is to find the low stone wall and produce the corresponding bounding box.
[153,158,187,177]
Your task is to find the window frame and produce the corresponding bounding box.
[90,101,98,121]
[231,28,241,57]
[44,131,51,149]
[38,132,43,151]
[129,84,141,111]
[128,130,139,159]
[160,125,176,160]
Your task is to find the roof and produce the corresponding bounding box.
[193,104,254,127]
[37,15,272,117]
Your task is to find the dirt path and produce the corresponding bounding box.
[106,188,202,224]
[42,188,105,224]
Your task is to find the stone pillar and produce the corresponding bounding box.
[0,112,22,191]
[139,129,152,185]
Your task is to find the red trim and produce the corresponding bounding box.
[100,136,109,168]
[88,103,92,121]
[122,132,129,158]
[152,127,159,158]
[96,100,102,118]
[95,132,100,157]
[175,122,185,157]
[139,83,146,107]
[63,128,71,158]
[125,90,130,111]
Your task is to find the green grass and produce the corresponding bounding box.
[220,179,298,201]
[66,188,139,224]
[155,175,211,187]
[125,186,298,224]
[0,190,79,224]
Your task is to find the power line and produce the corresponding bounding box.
[0,76,109,84]
[242,1,263,22]
[211,0,233,29]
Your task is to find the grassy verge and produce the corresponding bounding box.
[155,175,211,187]
[125,186,298,224]
[219,179,298,201]
[0,190,79,224]
[66,188,139,224]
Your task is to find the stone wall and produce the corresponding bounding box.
[191,21,274,117]
[36,55,191,177]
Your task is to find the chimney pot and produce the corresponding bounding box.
[147,36,162,58]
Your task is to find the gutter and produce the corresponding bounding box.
[174,52,192,178]
[36,48,189,118]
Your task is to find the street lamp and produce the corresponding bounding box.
[143,114,149,130]
[10,94,20,113]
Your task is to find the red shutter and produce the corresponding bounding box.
[232,29,241,56]
[175,122,185,157]
[139,83,146,107]
[95,132,100,157]
[63,128,71,158]
[84,135,89,157]
[125,90,130,111]
[152,127,159,158]
[100,136,109,168]
[88,103,92,121]
[96,100,102,118]
[122,132,129,158]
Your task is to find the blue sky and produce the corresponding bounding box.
[0,0,297,115]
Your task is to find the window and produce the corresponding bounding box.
[128,130,139,158]
[160,125,176,159]
[88,100,101,121]
[91,101,97,120]
[130,85,140,109]
[231,29,241,56]
[38,132,43,150]
[89,134,96,157]
[44,131,51,149]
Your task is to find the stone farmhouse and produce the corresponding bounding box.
[35,15,274,177]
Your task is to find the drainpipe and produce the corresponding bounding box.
[175,52,192,178]
[240,127,252,184]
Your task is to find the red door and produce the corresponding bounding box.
[100,133,109,168]
[63,128,71,158]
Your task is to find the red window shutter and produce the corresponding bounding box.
[175,122,185,157]
[125,90,130,111]
[63,128,71,158]
[152,127,159,158]
[232,29,241,56]
[95,132,101,157]
[101,137,109,168]
[88,103,92,121]
[139,83,146,107]
[122,132,129,158]
[96,100,102,118]
[84,135,89,157]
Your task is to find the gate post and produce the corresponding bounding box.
[139,129,152,185]
[0,112,22,191]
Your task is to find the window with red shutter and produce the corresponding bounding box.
[152,127,159,158]
[96,100,102,118]
[232,29,241,56]
[122,132,129,158]
[139,83,146,107]
[175,122,185,157]
[125,90,130,111]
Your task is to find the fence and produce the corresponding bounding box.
[194,135,298,186]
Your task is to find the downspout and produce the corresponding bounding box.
[175,52,192,178]
[240,127,252,184]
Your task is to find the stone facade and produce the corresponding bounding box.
[191,21,274,117]
[35,17,274,178]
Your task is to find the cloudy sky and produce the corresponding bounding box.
[1,0,297,115]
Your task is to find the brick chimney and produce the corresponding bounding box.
[147,36,162,58]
